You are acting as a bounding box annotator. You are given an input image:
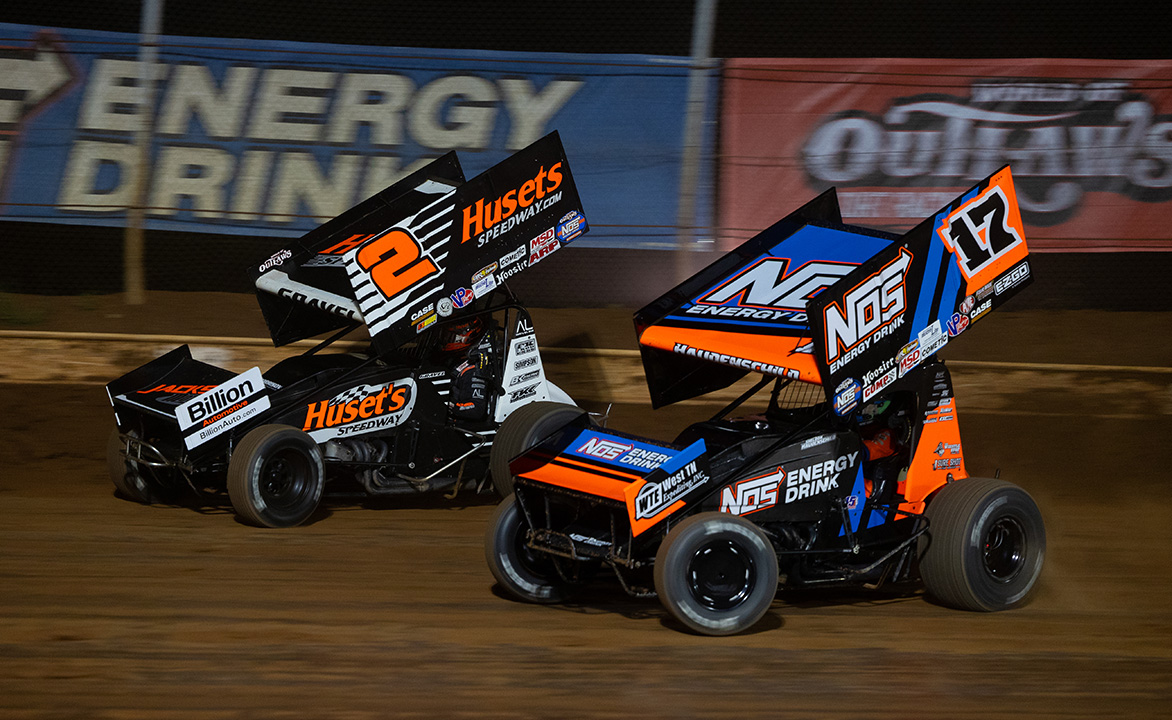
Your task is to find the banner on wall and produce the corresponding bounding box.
[721,58,1172,252]
[0,23,714,248]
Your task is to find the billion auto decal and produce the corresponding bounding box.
[176,367,271,450]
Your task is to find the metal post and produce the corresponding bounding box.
[123,0,163,305]
[675,0,717,284]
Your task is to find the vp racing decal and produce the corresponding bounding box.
[177,367,270,450]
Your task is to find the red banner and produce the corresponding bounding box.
[720,59,1172,252]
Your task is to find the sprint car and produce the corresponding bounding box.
[106,132,590,527]
[487,166,1045,635]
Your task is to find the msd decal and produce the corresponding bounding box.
[720,467,786,516]
[823,248,913,373]
[301,379,416,441]
[528,227,560,265]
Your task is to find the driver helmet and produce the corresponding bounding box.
[438,317,483,353]
[857,399,892,426]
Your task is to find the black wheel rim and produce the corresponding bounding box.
[687,539,756,610]
[259,446,314,512]
[511,517,558,581]
[982,515,1027,583]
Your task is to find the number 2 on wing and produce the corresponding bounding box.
[356,229,438,299]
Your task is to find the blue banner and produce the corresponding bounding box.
[0,23,715,248]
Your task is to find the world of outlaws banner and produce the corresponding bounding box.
[0,22,713,248]
[720,58,1172,252]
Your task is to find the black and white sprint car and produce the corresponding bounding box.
[106,133,590,527]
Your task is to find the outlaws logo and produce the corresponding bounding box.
[823,248,913,372]
[720,467,786,516]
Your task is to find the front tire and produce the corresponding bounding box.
[490,401,585,496]
[227,425,324,528]
[654,512,779,636]
[920,477,1045,611]
[485,494,572,604]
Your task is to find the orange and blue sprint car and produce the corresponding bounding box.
[486,166,1044,635]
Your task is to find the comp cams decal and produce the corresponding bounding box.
[300,379,417,442]
[176,366,271,450]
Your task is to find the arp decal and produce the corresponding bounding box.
[301,379,416,441]
[528,227,560,265]
[720,467,786,516]
[822,248,913,373]
[461,162,564,245]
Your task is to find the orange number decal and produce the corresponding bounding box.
[356,229,439,300]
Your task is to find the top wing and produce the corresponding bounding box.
[807,166,1032,415]
[251,131,589,352]
[633,190,897,408]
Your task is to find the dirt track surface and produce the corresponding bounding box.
[3,376,1172,718]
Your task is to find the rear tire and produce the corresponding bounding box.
[920,477,1045,611]
[490,401,585,496]
[227,425,324,528]
[485,494,572,604]
[107,427,156,504]
[654,512,779,636]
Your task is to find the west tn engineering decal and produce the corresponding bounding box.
[623,439,709,525]
[301,379,416,441]
[176,366,271,450]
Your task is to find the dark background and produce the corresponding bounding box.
[2,0,1171,308]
